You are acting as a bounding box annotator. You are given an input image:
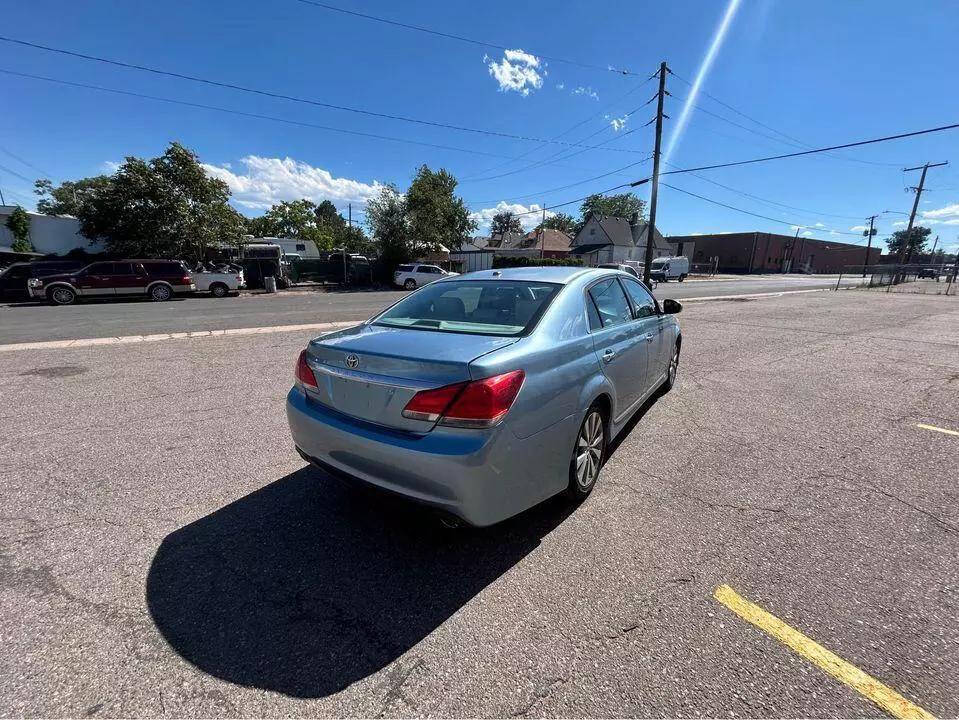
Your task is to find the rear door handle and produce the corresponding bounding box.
[644,333,654,342]
[602,348,615,362]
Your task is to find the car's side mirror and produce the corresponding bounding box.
[662,298,682,314]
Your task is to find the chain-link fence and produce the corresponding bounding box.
[838,264,957,295]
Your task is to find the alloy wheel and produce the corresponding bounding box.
[575,411,604,489]
[668,347,679,385]
[51,288,75,305]
[152,285,172,301]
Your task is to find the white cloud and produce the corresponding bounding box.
[555,82,565,90]
[484,49,543,96]
[101,161,121,173]
[470,201,554,233]
[814,222,825,228]
[801,230,813,237]
[571,86,599,101]
[892,221,906,227]
[849,225,868,232]
[610,116,629,132]
[202,155,382,211]
[922,202,959,220]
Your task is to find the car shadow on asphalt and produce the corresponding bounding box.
[145,466,576,699]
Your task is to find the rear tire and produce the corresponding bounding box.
[48,286,76,306]
[678,274,686,282]
[404,279,416,290]
[567,405,606,500]
[662,342,680,393]
[210,282,228,298]
[149,284,173,302]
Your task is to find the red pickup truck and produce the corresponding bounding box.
[28,260,195,305]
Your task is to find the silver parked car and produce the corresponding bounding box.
[287,266,682,526]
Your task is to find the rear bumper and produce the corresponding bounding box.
[285,387,572,526]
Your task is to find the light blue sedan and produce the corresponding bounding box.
[286,266,682,526]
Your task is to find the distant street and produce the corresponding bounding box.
[0,274,861,344]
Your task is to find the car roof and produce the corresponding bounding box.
[455,266,602,284]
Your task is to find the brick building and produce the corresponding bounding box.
[667,231,880,274]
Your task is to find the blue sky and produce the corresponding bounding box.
[2,0,958,253]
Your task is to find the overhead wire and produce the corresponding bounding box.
[290,0,640,76]
[0,36,647,154]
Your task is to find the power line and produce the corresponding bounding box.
[291,0,640,77]
[0,68,616,170]
[468,154,653,205]
[662,160,865,221]
[668,70,903,168]
[460,73,656,181]
[0,146,52,179]
[644,122,959,177]
[661,182,866,241]
[0,162,34,184]
[0,35,648,154]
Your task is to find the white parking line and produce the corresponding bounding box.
[0,321,358,353]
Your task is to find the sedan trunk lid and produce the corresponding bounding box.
[304,323,518,431]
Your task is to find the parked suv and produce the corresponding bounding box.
[0,260,84,302]
[28,260,195,305]
[393,264,458,289]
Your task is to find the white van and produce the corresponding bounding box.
[650,256,690,282]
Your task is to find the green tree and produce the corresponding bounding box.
[5,205,33,252]
[490,211,523,236]
[886,226,932,259]
[576,193,646,232]
[34,176,113,217]
[253,199,320,238]
[366,184,410,271]
[405,165,476,254]
[536,212,576,235]
[36,142,246,260]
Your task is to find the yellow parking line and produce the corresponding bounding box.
[713,585,935,720]
[916,423,959,437]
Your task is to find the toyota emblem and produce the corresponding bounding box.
[345,354,359,369]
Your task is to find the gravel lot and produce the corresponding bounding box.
[1,290,956,717]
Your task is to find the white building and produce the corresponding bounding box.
[0,206,100,255]
[570,212,679,266]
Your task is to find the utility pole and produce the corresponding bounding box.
[539,205,546,259]
[929,235,938,262]
[861,215,877,277]
[898,162,947,270]
[344,202,351,285]
[643,61,668,288]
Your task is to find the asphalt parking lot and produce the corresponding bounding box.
[0,273,864,344]
[1,290,957,717]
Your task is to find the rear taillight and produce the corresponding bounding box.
[295,350,317,388]
[402,370,525,428]
[180,275,192,283]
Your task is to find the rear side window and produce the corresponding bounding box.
[586,298,602,331]
[142,262,178,276]
[588,278,632,328]
[396,264,414,272]
[375,280,561,336]
[621,278,656,318]
[295,243,306,251]
[112,262,134,275]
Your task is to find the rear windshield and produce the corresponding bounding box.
[374,280,561,336]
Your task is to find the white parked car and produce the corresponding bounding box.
[393,264,459,289]
[193,267,245,297]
